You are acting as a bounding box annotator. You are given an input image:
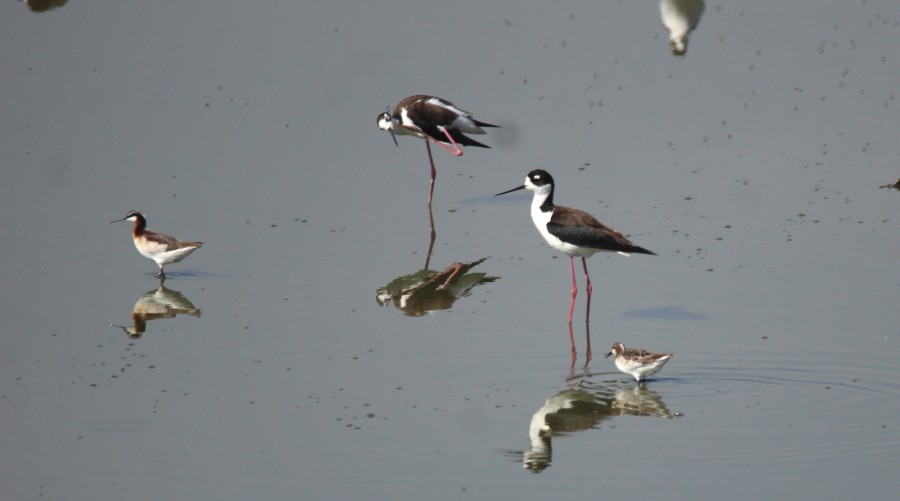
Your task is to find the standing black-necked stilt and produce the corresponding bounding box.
[495,169,656,323]
[111,210,203,278]
[605,342,673,381]
[377,95,498,205]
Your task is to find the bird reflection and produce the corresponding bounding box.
[521,385,616,472]
[21,0,68,12]
[513,336,675,472]
[376,206,497,316]
[565,322,593,376]
[111,279,201,338]
[660,0,705,56]
[611,384,674,419]
[880,177,900,190]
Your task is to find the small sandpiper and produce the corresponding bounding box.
[377,94,498,205]
[605,342,673,381]
[111,210,203,278]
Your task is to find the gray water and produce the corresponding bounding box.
[2,1,899,499]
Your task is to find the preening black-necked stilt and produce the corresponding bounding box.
[605,342,673,381]
[377,95,498,205]
[495,169,656,323]
[111,210,203,278]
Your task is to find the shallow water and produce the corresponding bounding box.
[2,1,900,499]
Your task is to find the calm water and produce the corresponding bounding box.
[2,1,899,500]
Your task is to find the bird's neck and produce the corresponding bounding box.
[531,187,554,214]
[130,215,147,237]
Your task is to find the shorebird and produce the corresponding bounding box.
[495,169,656,323]
[111,210,203,278]
[660,0,705,56]
[605,342,673,381]
[377,94,498,205]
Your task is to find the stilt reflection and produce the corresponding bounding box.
[376,206,497,316]
[879,177,900,190]
[565,322,593,378]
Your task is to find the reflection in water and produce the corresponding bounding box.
[516,329,676,473]
[565,322,593,377]
[523,387,615,472]
[21,0,68,12]
[376,206,498,316]
[376,258,497,316]
[611,384,674,419]
[879,177,900,190]
[659,0,705,56]
[519,381,675,472]
[111,279,201,338]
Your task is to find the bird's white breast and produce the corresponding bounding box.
[529,197,600,258]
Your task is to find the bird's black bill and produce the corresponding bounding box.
[389,129,398,147]
[494,184,526,196]
[604,351,613,359]
[109,217,125,224]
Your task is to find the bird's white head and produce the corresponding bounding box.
[376,112,399,146]
[524,169,554,197]
[376,112,394,131]
[495,169,555,199]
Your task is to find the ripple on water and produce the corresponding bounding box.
[668,348,900,466]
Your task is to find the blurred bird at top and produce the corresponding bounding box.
[660,0,705,56]
[377,95,498,205]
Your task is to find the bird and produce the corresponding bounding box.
[111,210,203,278]
[495,169,656,323]
[377,95,498,205]
[605,342,673,381]
[659,0,705,56]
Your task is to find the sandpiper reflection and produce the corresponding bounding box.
[376,206,497,316]
[111,279,201,338]
[660,0,705,56]
[611,384,674,419]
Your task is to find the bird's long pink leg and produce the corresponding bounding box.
[567,323,577,372]
[583,321,592,365]
[434,126,464,156]
[582,257,593,323]
[568,256,577,324]
[424,140,437,206]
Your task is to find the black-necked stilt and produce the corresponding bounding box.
[111,210,203,278]
[495,169,656,323]
[605,342,673,381]
[377,94,498,205]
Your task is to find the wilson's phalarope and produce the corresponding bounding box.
[605,342,673,381]
[111,210,203,278]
